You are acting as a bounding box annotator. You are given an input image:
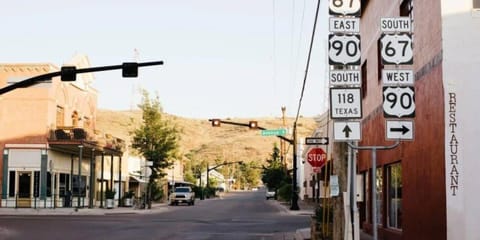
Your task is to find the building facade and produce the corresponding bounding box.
[356,0,445,239]
[442,1,480,239]
[0,55,128,208]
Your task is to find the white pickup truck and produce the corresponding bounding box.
[170,186,195,206]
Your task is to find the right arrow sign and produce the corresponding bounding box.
[386,120,414,140]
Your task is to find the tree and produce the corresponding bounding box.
[262,143,289,191]
[131,90,180,208]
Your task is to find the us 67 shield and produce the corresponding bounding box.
[329,34,361,66]
[380,33,413,65]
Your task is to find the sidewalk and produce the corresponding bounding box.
[0,203,169,216]
[279,199,374,240]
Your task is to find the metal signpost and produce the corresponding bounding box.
[328,2,415,239]
[328,1,362,239]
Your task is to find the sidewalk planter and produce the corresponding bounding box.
[123,198,133,207]
[123,191,134,207]
[105,189,116,209]
[106,199,115,209]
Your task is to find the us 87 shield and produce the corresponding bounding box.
[329,34,361,66]
[329,0,361,16]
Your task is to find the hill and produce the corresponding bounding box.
[96,109,319,165]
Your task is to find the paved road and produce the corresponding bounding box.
[0,190,311,240]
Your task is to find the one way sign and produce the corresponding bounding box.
[386,120,414,140]
[333,121,361,141]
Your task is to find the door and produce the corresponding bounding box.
[18,172,32,208]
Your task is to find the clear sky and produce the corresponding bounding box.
[2,0,329,119]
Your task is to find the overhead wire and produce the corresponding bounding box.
[294,0,321,125]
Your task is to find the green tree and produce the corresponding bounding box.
[131,90,180,208]
[262,143,288,191]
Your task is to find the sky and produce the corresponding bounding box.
[2,0,329,119]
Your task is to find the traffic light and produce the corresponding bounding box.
[249,121,258,129]
[61,66,76,81]
[211,119,221,127]
[122,62,138,77]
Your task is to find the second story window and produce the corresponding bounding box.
[56,106,64,127]
[400,0,413,18]
[474,0,480,9]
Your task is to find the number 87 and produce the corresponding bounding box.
[332,0,354,8]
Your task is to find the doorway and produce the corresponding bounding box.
[18,172,31,208]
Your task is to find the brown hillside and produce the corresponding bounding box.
[96,110,318,165]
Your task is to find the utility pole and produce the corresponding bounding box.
[281,106,287,171]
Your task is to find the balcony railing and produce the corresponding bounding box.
[50,127,126,152]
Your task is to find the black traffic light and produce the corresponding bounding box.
[248,121,258,129]
[211,119,221,127]
[61,66,76,81]
[122,62,138,77]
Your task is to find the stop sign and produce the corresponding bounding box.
[307,147,327,168]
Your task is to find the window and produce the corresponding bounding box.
[361,61,367,99]
[400,0,413,17]
[8,171,15,197]
[377,37,383,82]
[387,163,402,229]
[474,0,480,9]
[59,173,70,197]
[72,175,86,197]
[56,106,64,127]
[47,172,52,197]
[361,0,370,16]
[376,167,383,225]
[34,171,40,198]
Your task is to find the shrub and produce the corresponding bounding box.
[105,189,116,199]
[277,183,292,201]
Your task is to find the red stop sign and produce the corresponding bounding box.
[307,147,327,168]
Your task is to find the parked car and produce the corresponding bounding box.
[265,188,276,200]
[170,186,195,206]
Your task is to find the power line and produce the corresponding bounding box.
[294,0,321,124]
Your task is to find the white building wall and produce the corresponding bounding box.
[442,2,480,240]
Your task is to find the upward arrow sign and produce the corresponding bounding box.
[333,121,361,141]
[343,125,352,138]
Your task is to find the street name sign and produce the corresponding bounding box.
[386,120,414,140]
[329,0,361,16]
[330,69,361,87]
[329,17,360,33]
[382,69,414,86]
[328,34,361,65]
[380,17,412,33]
[305,137,329,145]
[330,87,362,119]
[307,147,327,168]
[333,121,361,141]
[380,34,413,65]
[261,128,286,136]
[383,86,415,118]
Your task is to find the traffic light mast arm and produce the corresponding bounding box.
[0,60,164,95]
[208,119,293,144]
[208,161,243,172]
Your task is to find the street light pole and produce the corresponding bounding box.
[290,123,300,210]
